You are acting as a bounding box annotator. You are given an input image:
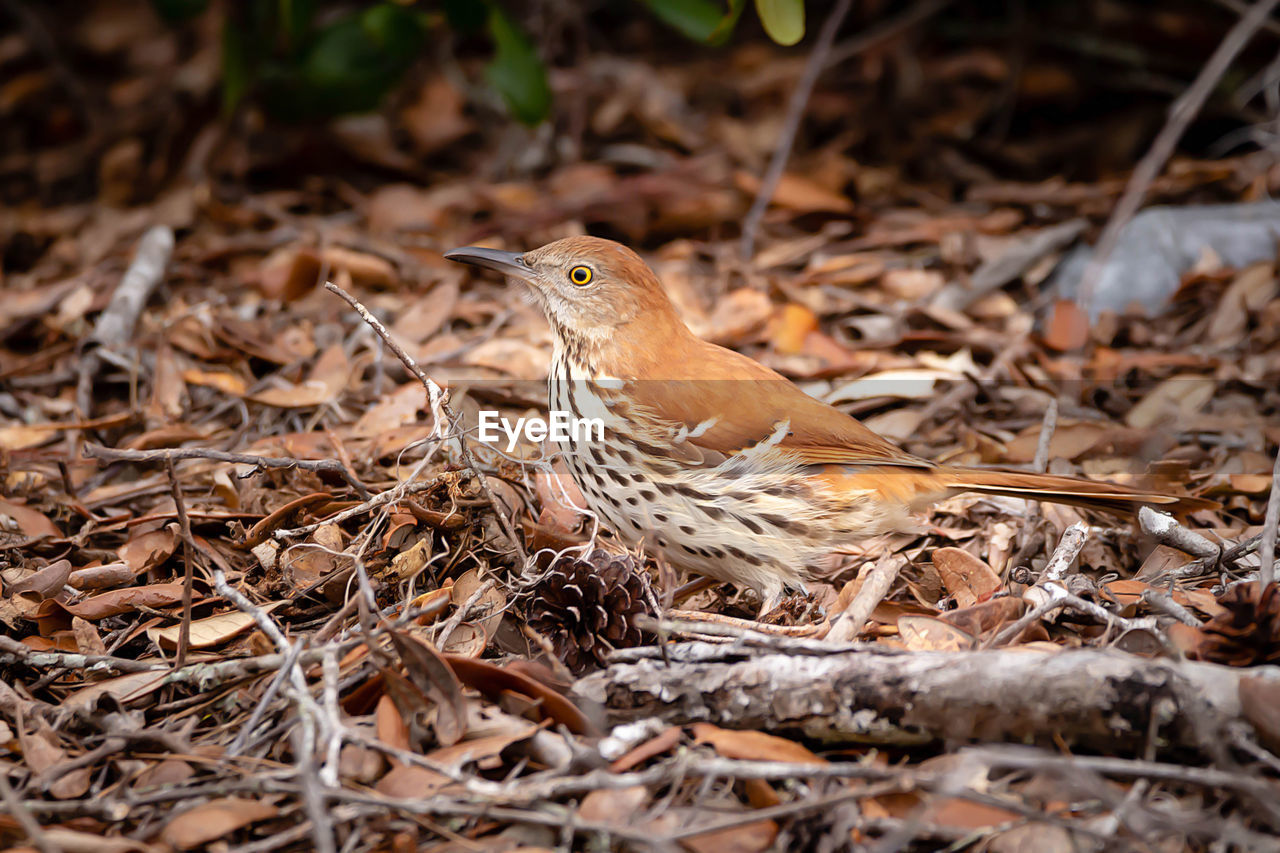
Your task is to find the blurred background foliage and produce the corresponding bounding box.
[147,0,808,124]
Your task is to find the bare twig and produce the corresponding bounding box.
[986,590,1068,648]
[274,476,447,540]
[823,0,953,68]
[738,0,852,261]
[84,442,369,500]
[166,456,196,668]
[1031,398,1059,475]
[435,578,498,649]
[77,226,174,418]
[91,226,175,349]
[659,610,826,638]
[1076,0,1280,312]
[0,770,56,853]
[1140,506,1222,561]
[1050,583,1159,637]
[826,554,903,642]
[226,637,309,757]
[1021,522,1088,619]
[325,282,528,566]
[1261,447,1280,588]
[1139,587,1202,626]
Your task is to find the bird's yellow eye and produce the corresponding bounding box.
[569,265,593,286]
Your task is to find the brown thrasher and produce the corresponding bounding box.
[445,237,1212,608]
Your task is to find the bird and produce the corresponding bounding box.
[445,236,1215,612]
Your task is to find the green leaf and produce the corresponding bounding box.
[149,0,209,23]
[706,0,748,45]
[755,0,804,45]
[259,2,424,118]
[276,0,316,53]
[645,0,725,42]
[220,18,251,116]
[443,0,487,34]
[485,6,550,125]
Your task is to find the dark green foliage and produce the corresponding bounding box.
[485,4,550,126]
[151,0,805,125]
[647,0,805,46]
[150,0,210,22]
[258,3,425,119]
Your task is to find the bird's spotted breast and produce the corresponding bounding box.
[545,351,868,601]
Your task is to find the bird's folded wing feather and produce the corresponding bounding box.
[618,339,933,469]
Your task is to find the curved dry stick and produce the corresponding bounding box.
[324,282,528,566]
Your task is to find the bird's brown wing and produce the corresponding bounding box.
[617,337,932,469]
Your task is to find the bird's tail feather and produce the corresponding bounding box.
[938,467,1218,515]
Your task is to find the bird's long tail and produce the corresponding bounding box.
[938,466,1217,515]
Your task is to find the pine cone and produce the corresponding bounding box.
[1188,582,1280,667]
[527,549,652,673]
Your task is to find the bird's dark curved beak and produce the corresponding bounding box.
[443,247,529,279]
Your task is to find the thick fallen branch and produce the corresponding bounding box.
[575,643,1279,754]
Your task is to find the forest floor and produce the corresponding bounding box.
[2,2,1280,851]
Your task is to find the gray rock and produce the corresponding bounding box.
[1053,201,1280,318]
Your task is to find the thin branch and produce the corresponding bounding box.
[1261,447,1280,588]
[826,554,902,642]
[739,0,853,261]
[166,456,196,668]
[325,282,528,566]
[84,443,369,500]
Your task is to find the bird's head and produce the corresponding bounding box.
[445,236,680,343]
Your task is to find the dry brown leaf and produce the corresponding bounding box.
[691,723,825,765]
[0,423,58,451]
[390,629,468,746]
[449,569,506,645]
[72,615,107,656]
[1042,299,1088,351]
[64,669,169,709]
[1206,262,1277,346]
[534,466,587,534]
[609,725,682,773]
[118,527,177,573]
[160,797,280,850]
[1002,421,1108,464]
[577,785,650,824]
[259,246,321,301]
[181,368,249,396]
[0,499,61,540]
[34,827,158,852]
[390,279,460,344]
[8,558,72,599]
[439,622,487,657]
[321,246,396,287]
[897,615,975,651]
[375,762,452,798]
[681,818,779,853]
[375,693,411,757]
[1126,376,1216,429]
[700,288,773,345]
[444,654,595,735]
[735,170,854,213]
[249,344,350,408]
[930,796,1022,829]
[771,303,818,355]
[148,601,284,650]
[932,547,1002,608]
[146,343,187,424]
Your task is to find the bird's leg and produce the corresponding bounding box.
[671,575,717,604]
